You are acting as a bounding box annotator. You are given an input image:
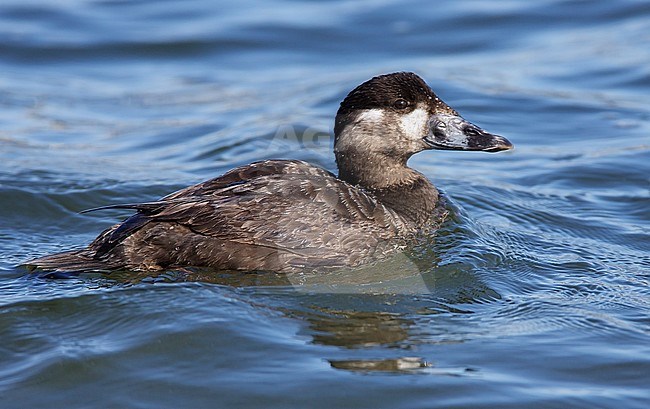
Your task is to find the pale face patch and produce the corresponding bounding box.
[398,107,429,141]
[356,108,384,125]
[335,108,385,153]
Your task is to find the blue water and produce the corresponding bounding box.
[1,0,649,408]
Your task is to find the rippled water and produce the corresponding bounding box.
[1,1,649,408]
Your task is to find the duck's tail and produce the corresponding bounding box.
[26,250,113,274]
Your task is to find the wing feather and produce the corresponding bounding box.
[85,160,409,268]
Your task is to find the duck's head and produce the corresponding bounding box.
[334,72,513,187]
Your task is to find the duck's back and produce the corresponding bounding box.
[30,160,413,273]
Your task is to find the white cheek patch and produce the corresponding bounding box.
[352,109,385,143]
[335,109,385,152]
[398,107,429,140]
[356,108,384,125]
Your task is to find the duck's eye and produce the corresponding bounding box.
[392,99,409,110]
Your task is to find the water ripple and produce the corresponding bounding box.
[1,0,650,407]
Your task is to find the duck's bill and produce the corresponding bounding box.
[424,114,513,152]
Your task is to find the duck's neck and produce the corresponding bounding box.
[336,149,439,225]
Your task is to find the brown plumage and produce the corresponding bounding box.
[27,72,512,274]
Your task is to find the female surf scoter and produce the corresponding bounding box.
[28,72,512,273]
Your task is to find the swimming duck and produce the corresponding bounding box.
[28,72,512,273]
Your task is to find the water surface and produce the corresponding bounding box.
[1,1,649,408]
